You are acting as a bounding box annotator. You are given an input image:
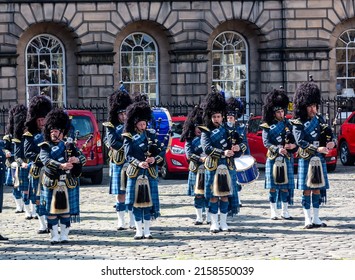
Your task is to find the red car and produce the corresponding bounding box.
[338,111,355,165]
[160,116,189,179]
[67,110,104,184]
[247,115,337,172]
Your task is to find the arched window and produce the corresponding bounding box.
[26,34,66,107]
[212,31,249,102]
[120,33,159,105]
[336,29,355,95]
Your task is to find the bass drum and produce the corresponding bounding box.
[149,107,172,144]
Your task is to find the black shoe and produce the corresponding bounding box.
[271,217,279,220]
[144,235,153,239]
[133,235,144,240]
[117,227,126,231]
[25,216,33,220]
[0,235,9,241]
[37,229,49,234]
[210,229,220,233]
[304,224,314,229]
[312,222,327,228]
[281,216,293,220]
[129,226,136,230]
[194,221,203,225]
[50,241,60,245]
[15,210,24,214]
[34,216,38,220]
[60,240,69,244]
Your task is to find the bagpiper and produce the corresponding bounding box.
[260,88,297,220]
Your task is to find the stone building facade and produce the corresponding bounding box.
[1,0,355,110]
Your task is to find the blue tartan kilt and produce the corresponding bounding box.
[26,177,38,203]
[18,167,29,192]
[109,162,126,195]
[187,171,197,196]
[297,155,329,190]
[40,182,80,221]
[125,168,160,219]
[5,168,13,186]
[264,157,295,190]
[229,170,239,215]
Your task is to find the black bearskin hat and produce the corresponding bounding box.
[12,105,28,140]
[131,92,149,103]
[124,101,152,133]
[5,104,27,137]
[43,108,71,141]
[293,76,321,121]
[25,95,52,134]
[202,86,227,127]
[107,90,132,126]
[226,97,245,119]
[180,105,203,142]
[262,88,289,124]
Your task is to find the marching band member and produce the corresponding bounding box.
[11,105,31,219]
[39,108,86,244]
[24,95,52,233]
[291,78,335,229]
[0,140,8,241]
[3,105,27,213]
[122,100,166,239]
[103,90,133,230]
[225,97,249,208]
[180,105,208,225]
[200,89,242,233]
[260,88,297,220]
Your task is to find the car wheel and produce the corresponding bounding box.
[339,141,355,166]
[91,168,103,184]
[160,160,171,179]
[327,163,336,172]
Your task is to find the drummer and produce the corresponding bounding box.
[199,88,243,233]
[225,97,250,208]
[260,88,297,220]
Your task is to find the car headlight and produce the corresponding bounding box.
[171,145,185,155]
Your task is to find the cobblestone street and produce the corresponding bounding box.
[1,163,355,260]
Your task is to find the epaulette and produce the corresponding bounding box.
[259,122,270,129]
[198,126,209,133]
[289,118,302,125]
[23,131,33,137]
[3,135,11,141]
[38,141,50,147]
[121,132,132,139]
[12,138,21,143]
[103,122,114,128]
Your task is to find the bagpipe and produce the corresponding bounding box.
[64,131,92,178]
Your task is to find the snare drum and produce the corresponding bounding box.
[149,107,172,144]
[234,155,259,185]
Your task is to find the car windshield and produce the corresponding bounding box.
[171,121,184,137]
[70,116,94,139]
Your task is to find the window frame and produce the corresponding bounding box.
[25,33,67,107]
[120,32,159,105]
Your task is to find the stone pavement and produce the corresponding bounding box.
[1,163,355,260]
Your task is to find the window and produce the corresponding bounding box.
[26,34,66,107]
[212,31,249,102]
[336,29,355,95]
[120,33,159,105]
